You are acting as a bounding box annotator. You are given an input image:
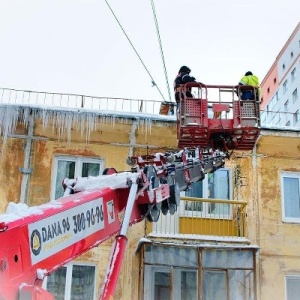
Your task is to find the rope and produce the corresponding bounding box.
[104,0,166,102]
[150,0,172,102]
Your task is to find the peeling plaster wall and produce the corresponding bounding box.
[220,132,300,300]
[253,133,300,300]
[0,139,23,205]
[0,106,176,300]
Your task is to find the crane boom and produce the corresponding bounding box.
[0,149,227,300]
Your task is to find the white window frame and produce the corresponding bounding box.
[180,168,232,219]
[281,171,300,223]
[285,275,300,300]
[43,262,97,300]
[51,155,104,200]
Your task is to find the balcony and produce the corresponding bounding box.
[148,197,248,243]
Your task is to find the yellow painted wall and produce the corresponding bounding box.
[0,112,177,300]
[0,138,23,205]
[179,217,242,236]
[255,133,300,300]
[230,132,300,300]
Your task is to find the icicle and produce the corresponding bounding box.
[0,106,20,144]
[0,105,155,147]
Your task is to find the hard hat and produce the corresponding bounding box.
[245,71,253,76]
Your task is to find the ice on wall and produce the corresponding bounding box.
[0,105,20,144]
[0,104,175,146]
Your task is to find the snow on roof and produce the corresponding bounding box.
[137,236,259,250]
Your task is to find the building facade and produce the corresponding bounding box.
[260,22,300,130]
[0,87,300,299]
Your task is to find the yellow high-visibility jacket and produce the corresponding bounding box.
[239,74,259,86]
[239,75,262,97]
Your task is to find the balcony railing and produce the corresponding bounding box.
[260,110,300,129]
[150,197,247,239]
[0,87,164,115]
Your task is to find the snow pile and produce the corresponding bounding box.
[37,268,48,280]
[0,200,62,223]
[73,172,141,192]
[0,202,43,223]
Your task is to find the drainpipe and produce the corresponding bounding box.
[252,143,261,300]
[128,120,138,157]
[19,113,34,204]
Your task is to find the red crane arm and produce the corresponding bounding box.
[0,171,168,300]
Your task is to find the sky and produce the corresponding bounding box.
[0,0,299,103]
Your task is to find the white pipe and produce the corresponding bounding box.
[119,182,138,236]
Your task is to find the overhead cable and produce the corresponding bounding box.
[104,0,166,102]
[150,0,172,102]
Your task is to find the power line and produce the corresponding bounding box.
[104,0,166,102]
[150,0,172,102]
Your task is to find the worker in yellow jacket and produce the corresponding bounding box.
[238,71,262,100]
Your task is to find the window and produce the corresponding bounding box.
[283,80,288,93]
[180,169,231,218]
[144,245,198,300]
[291,68,296,82]
[291,51,294,59]
[143,245,256,300]
[283,63,286,70]
[292,89,298,103]
[144,266,198,300]
[281,172,300,222]
[275,110,281,125]
[286,120,290,126]
[52,156,103,199]
[286,275,300,300]
[273,77,277,84]
[202,249,255,300]
[267,87,270,94]
[44,264,96,300]
[270,98,275,109]
[284,100,289,111]
[294,110,299,124]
